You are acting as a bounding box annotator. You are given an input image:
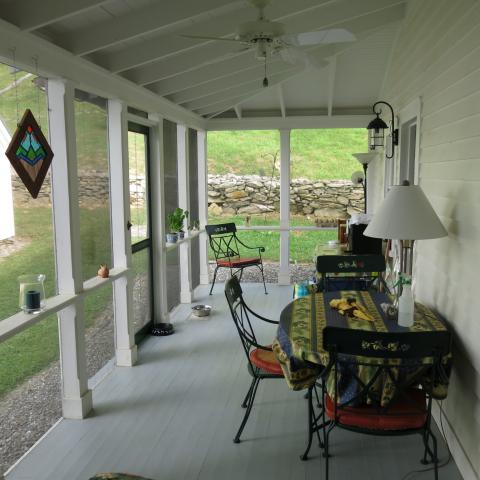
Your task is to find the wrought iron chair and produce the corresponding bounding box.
[316,254,389,292]
[225,276,321,450]
[321,327,451,480]
[207,223,267,295]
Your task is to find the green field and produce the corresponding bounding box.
[207,129,367,180]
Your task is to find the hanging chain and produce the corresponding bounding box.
[33,55,41,128]
[10,47,20,126]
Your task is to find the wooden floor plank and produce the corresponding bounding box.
[6,284,463,480]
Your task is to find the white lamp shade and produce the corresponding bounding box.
[353,152,379,165]
[364,184,447,240]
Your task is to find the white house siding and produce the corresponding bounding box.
[369,0,480,478]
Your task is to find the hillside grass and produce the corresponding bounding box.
[207,129,367,180]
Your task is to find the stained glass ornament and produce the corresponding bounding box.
[5,109,54,199]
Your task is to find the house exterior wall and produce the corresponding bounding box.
[369,0,480,477]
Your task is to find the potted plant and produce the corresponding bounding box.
[166,207,185,243]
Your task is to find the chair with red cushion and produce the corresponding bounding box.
[206,223,267,295]
[321,327,451,480]
[225,276,321,446]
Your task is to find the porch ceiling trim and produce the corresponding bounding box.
[0,19,206,129]
[206,114,373,130]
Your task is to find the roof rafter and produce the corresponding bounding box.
[0,0,110,32]
[168,63,297,105]
[183,68,303,111]
[56,0,245,56]
[126,1,405,88]
[327,55,337,116]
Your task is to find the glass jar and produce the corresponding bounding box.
[18,274,46,314]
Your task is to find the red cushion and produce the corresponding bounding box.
[217,257,261,267]
[249,347,283,375]
[325,389,427,430]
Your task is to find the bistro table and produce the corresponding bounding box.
[272,290,451,403]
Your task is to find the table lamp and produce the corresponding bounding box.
[363,181,447,276]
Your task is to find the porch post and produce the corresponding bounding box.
[177,124,193,303]
[48,78,92,418]
[197,130,209,285]
[278,129,291,285]
[107,99,137,366]
[149,114,170,322]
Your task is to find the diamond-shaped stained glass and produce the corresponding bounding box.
[5,109,54,199]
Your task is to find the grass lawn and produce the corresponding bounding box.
[207,129,368,180]
[0,207,113,398]
[207,214,336,262]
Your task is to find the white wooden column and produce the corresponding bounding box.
[177,124,193,303]
[48,78,92,419]
[107,99,137,366]
[149,114,170,323]
[197,130,209,285]
[278,129,291,285]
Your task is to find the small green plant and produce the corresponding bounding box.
[167,207,187,233]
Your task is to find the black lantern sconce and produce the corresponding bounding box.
[366,101,399,159]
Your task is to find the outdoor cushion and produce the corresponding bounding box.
[325,388,427,430]
[89,474,155,480]
[217,257,261,267]
[249,347,283,375]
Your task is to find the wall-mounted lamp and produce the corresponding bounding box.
[366,101,399,159]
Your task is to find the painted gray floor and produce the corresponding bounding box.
[6,284,462,480]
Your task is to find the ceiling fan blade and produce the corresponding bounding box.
[278,47,327,70]
[281,28,356,46]
[180,34,242,43]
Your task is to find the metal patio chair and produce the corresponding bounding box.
[206,222,267,295]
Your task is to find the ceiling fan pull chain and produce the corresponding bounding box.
[263,55,268,87]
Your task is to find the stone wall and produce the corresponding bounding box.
[11,170,145,207]
[208,174,364,223]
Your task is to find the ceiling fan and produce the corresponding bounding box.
[181,0,356,86]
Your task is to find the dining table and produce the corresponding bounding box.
[272,290,452,405]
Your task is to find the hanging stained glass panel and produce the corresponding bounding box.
[5,109,54,199]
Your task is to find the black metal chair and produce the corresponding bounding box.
[225,276,321,451]
[316,254,389,292]
[207,223,267,295]
[321,327,451,480]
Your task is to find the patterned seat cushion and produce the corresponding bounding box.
[89,474,155,480]
[217,257,261,267]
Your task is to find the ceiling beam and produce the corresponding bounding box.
[207,114,374,130]
[131,2,405,88]
[169,63,297,105]
[55,0,245,56]
[0,18,205,130]
[0,0,110,32]
[234,105,242,120]
[278,85,287,118]
[327,55,337,117]
[183,69,303,111]
[90,0,334,73]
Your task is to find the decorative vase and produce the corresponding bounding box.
[166,232,178,243]
[97,264,109,278]
[178,231,185,239]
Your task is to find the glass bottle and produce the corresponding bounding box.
[397,275,414,327]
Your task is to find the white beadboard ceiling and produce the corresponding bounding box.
[0,0,406,120]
